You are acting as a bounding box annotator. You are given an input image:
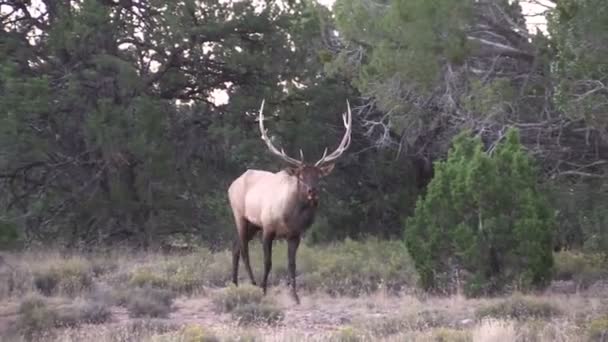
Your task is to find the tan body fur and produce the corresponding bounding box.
[228,169,301,239]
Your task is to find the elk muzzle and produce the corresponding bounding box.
[307,188,319,206]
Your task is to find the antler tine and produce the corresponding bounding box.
[315,100,353,167]
[258,99,303,166]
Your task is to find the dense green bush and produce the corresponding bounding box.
[405,129,555,296]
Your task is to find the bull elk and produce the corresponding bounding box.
[227,100,352,304]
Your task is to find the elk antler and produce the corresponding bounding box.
[258,99,303,166]
[314,100,353,167]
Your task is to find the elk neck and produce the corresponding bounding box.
[279,171,318,232]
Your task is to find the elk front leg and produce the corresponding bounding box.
[232,237,240,285]
[261,233,274,295]
[240,224,257,286]
[287,236,301,304]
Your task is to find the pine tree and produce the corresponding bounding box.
[404,128,554,296]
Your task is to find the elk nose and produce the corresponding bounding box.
[307,188,317,196]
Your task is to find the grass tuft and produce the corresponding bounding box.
[212,285,283,325]
[125,286,176,318]
[587,316,608,341]
[212,284,264,313]
[553,251,608,288]
[16,293,112,340]
[32,257,93,297]
[475,295,562,320]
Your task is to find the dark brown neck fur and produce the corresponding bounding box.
[285,198,317,235]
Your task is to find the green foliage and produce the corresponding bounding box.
[333,0,473,98]
[405,129,555,295]
[549,0,608,131]
[0,219,18,249]
[0,0,376,249]
[549,180,608,254]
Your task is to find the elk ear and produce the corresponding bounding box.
[285,167,298,176]
[318,163,335,177]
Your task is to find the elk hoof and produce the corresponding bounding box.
[291,291,300,305]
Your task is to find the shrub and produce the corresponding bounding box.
[330,326,366,342]
[475,295,562,320]
[405,310,451,330]
[0,259,32,299]
[67,299,112,325]
[0,219,19,249]
[405,129,555,296]
[231,302,284,326]
[212,285,283,326]
[426,328,471,342]
[129,268,170,289]
[32,257,93,297]
[203,251,233,287]
[51,300,112,328]
[125,286,176,318]
[17,294,57,338]
[179,324,221,342]
[587,316,608,341]
[212,284,264,313]
[553,251,607,287]
[359,316,406,337]
[89,257,119,277]
[17,293,112,339]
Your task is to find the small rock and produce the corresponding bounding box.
[460,318,474,327]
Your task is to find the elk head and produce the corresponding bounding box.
[257,99,353,205]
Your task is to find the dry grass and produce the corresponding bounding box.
[0,246,607,341]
